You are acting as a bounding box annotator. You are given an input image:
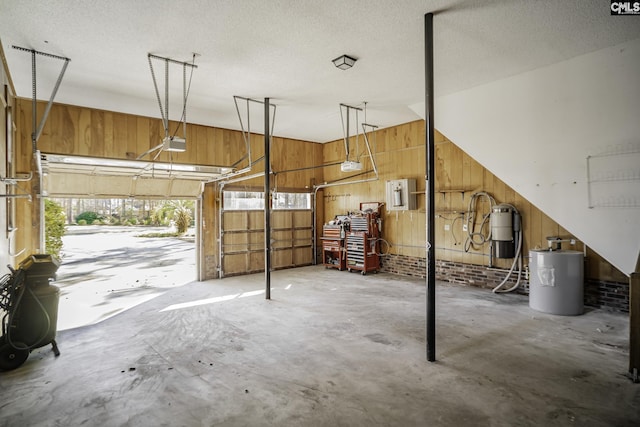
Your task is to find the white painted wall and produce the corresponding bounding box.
[418,38,640,276]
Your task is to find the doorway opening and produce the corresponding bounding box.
[48,198,196,330]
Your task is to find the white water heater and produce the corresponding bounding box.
[386,179,416,211]
[529,249,584,315]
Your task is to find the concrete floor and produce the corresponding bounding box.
[55,226,195,330]
[1,266,638,426]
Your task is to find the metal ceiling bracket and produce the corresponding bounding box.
[147,53,197,138]
[143,53,197,160]
[362,123,379,177]
[12,46,70,152]
[339,103,362,162]
[217,96,277,183]
[233,96,277,169]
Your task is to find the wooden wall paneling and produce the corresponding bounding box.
[304,140,321,188]
[450,219,463,264]
[209,127,223,165]
[483,167,494,196]
[585,248,627,282]
[271,136,285,172]
[373,128,386,155]
[182,122,198,165]
[195,125,208,165]
[272,247,292,269]
[435,214,446,260]
[412,120,424,148]
[247,210,263,232]
[492,176,506,205]
[76,107,91,156]
[399,211,414,257]
[410,211,425,258]
[52,103,72,153]
[540,212,559,249]
[558,225,583,253]
[462,150,472,199]
[460,150,473,266]
[275,225,293,250]
[401,122,414,149]
[449,140,463,190]
[60,105,76,153]
[391,211,407,255]
[528,201,543,250]
[215,128,229,165]
[249,227,265,268]
[224,211,246,231]
[322,139,337,163]
[224,231,248,252]
[272,210,292,229]
[111,113,129,159]
[233,130,248,167]
[90,109,105,157]
[202,183,216,256]
[251,133,265,167]
[374,150,389,183]
[249,249,265,272]
[203,127,215,165]
[146,118,161,160]
[313,142,324,187]
[14,100,32,264]
[316,120,627,284]
[468,247,486,267]
[435,141,451,189]
[469,153,484,195]
[293,247,312,265]
[386,210,400,255]
[504,183,515,208]
[387,126,400,151]
[223,253,248,275]
[416,149,426,210]
[37,101,57,152]
[103,111,115,158]
[29,101,47,151]
[294,228,312,245]
[514,192,531,260]
[218,128,229,166]
[397,211,412,256]
[125,115,138,159]
[292,210,310,227]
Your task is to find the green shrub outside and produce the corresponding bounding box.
[45,199,66,259]
[75,211,101,225]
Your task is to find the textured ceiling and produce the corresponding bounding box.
[1,0,639,143]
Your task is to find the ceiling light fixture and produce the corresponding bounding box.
[332,54,357,70]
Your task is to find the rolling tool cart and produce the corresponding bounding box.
[0,254,61,371]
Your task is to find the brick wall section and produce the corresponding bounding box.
[584,279,630,313]
[380,254,628,313]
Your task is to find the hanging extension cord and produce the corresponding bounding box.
[492,229,523,293]
[464,192,495,252]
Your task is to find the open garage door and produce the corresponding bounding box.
[41,153,232,198]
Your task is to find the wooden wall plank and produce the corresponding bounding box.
[319,120,625,281]
[11,99,625,283]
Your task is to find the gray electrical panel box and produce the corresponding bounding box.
[386,179,417,211]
